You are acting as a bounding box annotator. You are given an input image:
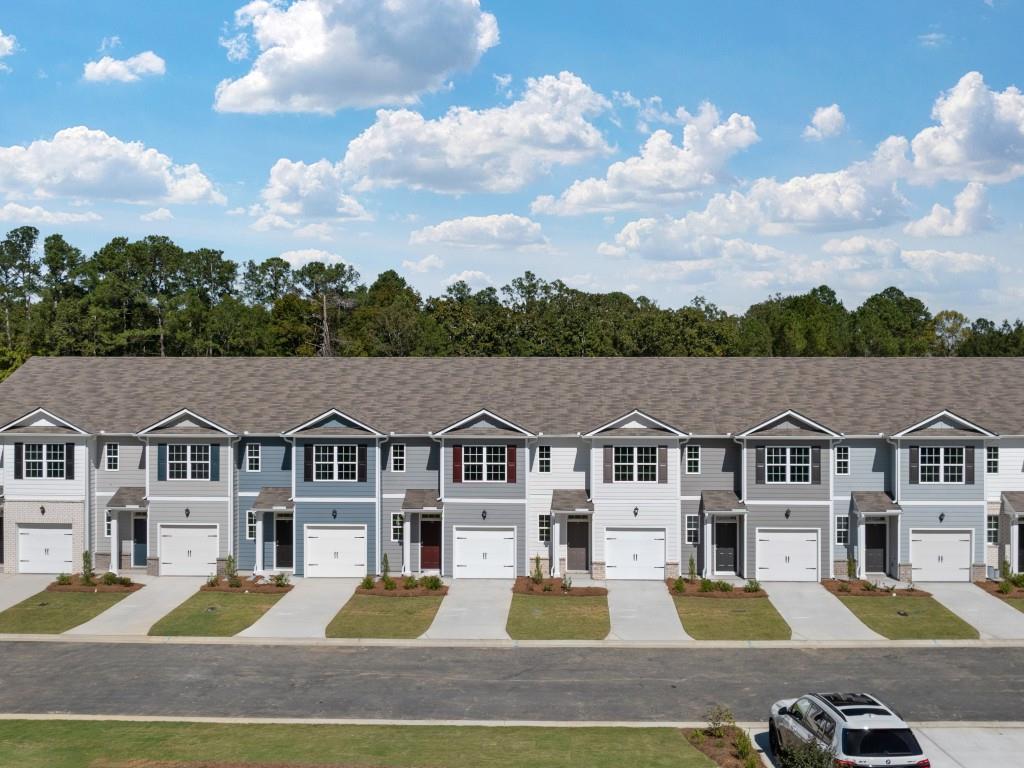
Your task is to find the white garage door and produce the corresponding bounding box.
[18,524,73,574]
[605,528,666,580]
[757,529,819,581]
[454,527,516,579]
[305,525,366,577]
[911,530,972,582]
[160,525,218,576]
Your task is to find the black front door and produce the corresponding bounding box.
[421,519,441,570]
[715,521,737,572]
[865,523,887,573]
[132,516,148,567]
[275,516,294,569]
[567,518,590,570]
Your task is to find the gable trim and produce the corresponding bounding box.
[136,408,235,436]
[737,409,840,438]
[584,409,687,437]
[282,408,383,437]
[891,409,996,438]
[435,409,533,437]
[0,407,89,435]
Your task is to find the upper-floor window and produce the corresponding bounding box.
[835,445,849,475]
[685,444,701,474]
[168,444,210,480]
[836,515,849,545]
[987,514,999,545]
[314,444,357,481]
[246,443,261,472]
[987,446,999,474]
[463,445,506,482]
[766,445,810,484]
[105,442,119,471]
[391,443,406,472]
[538,445,551,473]
[613,445,657,483]
[920,446,963,484]
[24,443,65,479]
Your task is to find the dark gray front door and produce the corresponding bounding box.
[132,516,148,567]
[275,516,294,569]
[865,523,887,573]
[567,519,589,571]
[715,521,737,572]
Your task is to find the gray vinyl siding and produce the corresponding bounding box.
[443,502,526,577]
[294,438,377,499]
[898,440,985,502]
[237,438,291,493]
[680,499,701,576]
[382,438,439,494]
[681,439,740,495]
[747,504,830,579]
[149,498,229,558]
[833,497,855,559]
[745,440,831,501]
[444,440,526,500]
[147,439,230,498]
[832,439,891,497]
[95,439,146,493]
[900,504,986,563]
[294,501,377,577]
[381,496,404,573]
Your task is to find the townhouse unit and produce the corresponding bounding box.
[0,356,1022,584]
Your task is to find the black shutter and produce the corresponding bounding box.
[210,445,220,482]
[657,445,667,484]
[157,444,167,482]
[909,445,919,485]
[755,445,765,485]
[303,444,314,483]
[357,444,367,483]
[603,445,613,483]
[811,446,821,484]
[965,445,975,485]
[65,442,75,480]
[13,442,22,479]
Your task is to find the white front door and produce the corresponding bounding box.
[159,525,218,576]
[18,524,73,574]
[605,528,666,580]
[305,525,366,577]
[911,530,972,582]
[756,529,819,581]
[454,527,516,578]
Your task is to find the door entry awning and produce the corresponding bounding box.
[251,486,294,512]
[701,490,746,515]
[851,491,902,518]
[107,486,148,511]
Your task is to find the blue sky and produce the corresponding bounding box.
[1,0,1022,318]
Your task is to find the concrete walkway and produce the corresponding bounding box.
[606,581,690,641]
[0,575,52,613]
[927,583,1024,640]
[764,582,882,640]
[237,578,359,639]
[65,576,202,636]
[421,580,512,640]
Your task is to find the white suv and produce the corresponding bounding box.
[769,692,930,767]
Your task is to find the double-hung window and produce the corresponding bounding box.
[836,515,849,545]
[313,444,358,481]
[246,510,257,540]
[105,511,112,538]
[835,445,849,475]
[987,515,999,545]
[392,513,404,542]
[168,444,209,480]
[685,444,701,474]
[24,444,44,478]
[766,446,810,484]
[246,443,261,472]
[987,446,999,474]
[920,446,964,484]
[613,446,634,482]
[636,446,657,481]
[391,443,405,472]
[24,443,66,479]
[538,445,551,473]
[105,442,119,471]
[538,514,551,543]
[613,445,658,482]
[461,445,506,482]
[685,514,699,544]
[46,443,66,479]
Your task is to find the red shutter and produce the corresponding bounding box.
[452,444,462,483]
[507,444,516,483]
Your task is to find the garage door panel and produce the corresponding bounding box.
[160,525,219,576]
[455,527,515,579]
[911,530,972,582]
[18,525,73,574]
[606,528,666,580]
[305,525,366,578]
[757,529,819,581]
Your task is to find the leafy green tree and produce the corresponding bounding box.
[0,226,40,349]
[294,261,360,356]
[852,287,934,356]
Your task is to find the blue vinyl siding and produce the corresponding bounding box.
[294,502,377,576]
[237,437,291,493]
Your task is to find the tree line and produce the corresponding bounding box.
[0,225,1019,379]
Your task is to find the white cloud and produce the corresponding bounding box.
[802,104,846,141]
[214,0,498,114]
[99,35,121,52]
[0,28,18,72]
[493,73,512,92]
[0,202,101,224]
[918,31,948,48]
[83,51,166,83]
[140,207,173,222]
[249,158,370,234]
[904,182,992,236]
[340,71,611,194]
[402,254,444,273]
[0,126,224,205]
[901,248,994,275]
[822,236,900,257]
[532,102,758,215]
[443,269,492,288]
[278,248,348,269]
[218,31,249,62]
[410,214,545,249]
[612,91,685,132]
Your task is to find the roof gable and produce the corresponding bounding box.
[283,409,382,437]
[739,410,839,438]
[893,410,994,438]
[137,408,234,436]
[435,409,532,436]
[585,409,686,437]
[0,407,88,435]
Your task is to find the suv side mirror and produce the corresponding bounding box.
[777,706,789,717]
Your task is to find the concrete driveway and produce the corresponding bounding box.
[0,574,52,613]
[66,576,202,636]
[606,581,690,641]
[237,577,359,639]
[421,579,511,640]
[764,582,882,640]
[927,582,1024,640]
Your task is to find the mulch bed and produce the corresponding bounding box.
[201,577,292,594]
[355,579,449,597]
[682,725,755,768]
[977,580,1024,599]
[822,579,931,597]
[47,574,143,593]
[665,578,767,599]
[513,576,607,596]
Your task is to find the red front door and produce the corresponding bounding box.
[421,519,441,570]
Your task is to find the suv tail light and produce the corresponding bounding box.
[833,761,855,767]
[915,761,931,767]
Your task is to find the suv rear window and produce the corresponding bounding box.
[842,728,922,757]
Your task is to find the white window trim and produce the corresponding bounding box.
[987,446,999,475]
[766,445,811,485]
[391,512,404,542]
[834,445,849,476]
[987,514,999,545]
[105,442,119,472]
[836,515,849,545]
[246,443,261,473]
[538,513,551,543]
[246,510,257,541]
[538,445,551,473]
[105,511,112,538]
[391,443,406,473]
[919,445,965,485]
[461,444,507,483]
[685,444,701,475]
[24,443,66,479]
[167,444,211,481]
[313,443,359,483]
[685,514,699,544]
[612,444,659,483]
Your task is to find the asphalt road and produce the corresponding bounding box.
[2,642,1022,722]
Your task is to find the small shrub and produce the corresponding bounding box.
[689,729,705,746]
[420,575,443,590]
[906,581,916,592]
[743,579,761,593]
[704,704,735,738]
[1000,558,1011,580]
[734,728,753,758]
[381,553,391,580]
[562,575,573,592]
[542,582,553,592]
[778,738,836,768]
[688,554,697,582]
[847,557,857,580]
[743,755,759,768]
[81,551,95,586]
[673,576,686,593]
[861,580,877,592]
[117,576,133,587]
[383,576,397,591]
[999,580,1014,594]
[228,574,242,589]
[101,571,119,586]
[225,554,238,579]
[531,555,544,585]
[403,576,418,590]
[360,575,375,590]
[699,578,714,592]
[714,580,734,592]
[206,574,220,587]
[1010,573,1024,589]
[56,573,71,586]
[837,581,850,593]
[270,572,290,587]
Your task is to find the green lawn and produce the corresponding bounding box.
[1004,598,1024,613]
[839,596,979,639]
[671,595,791,640]
[0,591,129,634]
[148,591,283,637]
[506,594,610,640]
[326,594,444,638]
[0,720,714,768]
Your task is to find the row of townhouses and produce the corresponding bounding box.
[1,356,1022,584]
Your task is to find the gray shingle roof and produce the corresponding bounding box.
[701,490,746,513]
[550,489,594,512]
[402,489,443,511]
[851,491,901,515]
[107,487,147,509]
[251,487,294,512]
[3,356,1024,436]
[1002,492,1024,517]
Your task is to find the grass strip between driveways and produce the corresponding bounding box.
[0,720,717,768]
[0,590,129,634]
[838,595,979,639]
[1002,597,1024,613]
[506,594,610,640]
[671,595,791,640]
[326,593,444,638]
[149,591,284,637]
